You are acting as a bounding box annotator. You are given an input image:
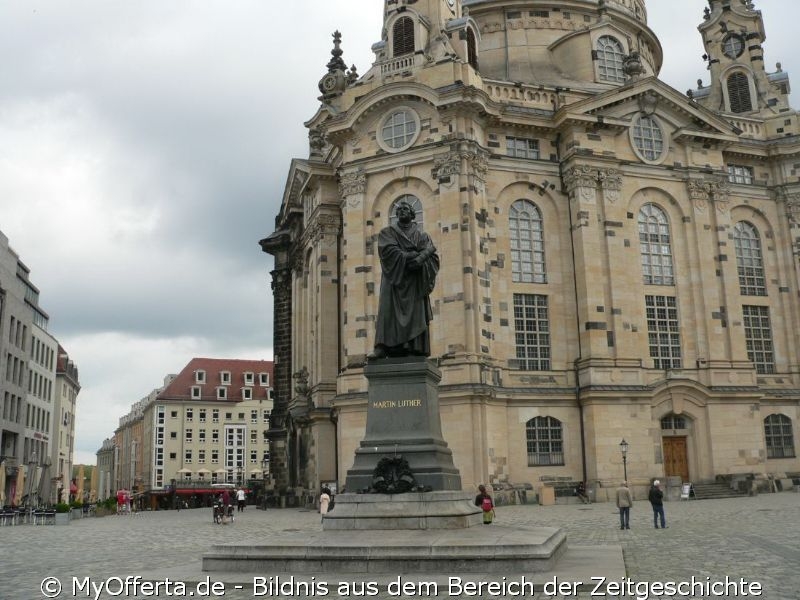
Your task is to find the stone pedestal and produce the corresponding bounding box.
[344,357,462,493]
[323,491,481,530]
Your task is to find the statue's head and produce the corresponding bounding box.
[395,200,415,223]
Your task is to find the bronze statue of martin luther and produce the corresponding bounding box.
[367,200,440,360]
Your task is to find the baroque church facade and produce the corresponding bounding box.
[261,0,800,501]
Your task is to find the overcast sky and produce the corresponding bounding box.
[1,1,798,466]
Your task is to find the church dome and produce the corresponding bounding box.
[462,0,662,90]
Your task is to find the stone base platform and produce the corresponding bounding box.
[202,525,568,574]
[322,491,482,530]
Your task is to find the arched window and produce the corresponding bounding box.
[389,194,423,227]
[660,414,687,430]
[526,416,564,466]
[467,27,479,70]
[727,72,753,113]
[733,221,766,296]
[638,204,674,285]
[597,36,626,83]
[392,17,415,57]
[510,200,546,283]
[764,414,795,459]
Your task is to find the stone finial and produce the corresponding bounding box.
[697,79,704,89]
[326,30,347,74]
[623,51,645,81]
[347,64,359,84]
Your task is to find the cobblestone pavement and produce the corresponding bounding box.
[0,492,797,599]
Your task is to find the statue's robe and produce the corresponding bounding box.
[374,222,440,355]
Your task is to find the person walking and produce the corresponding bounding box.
[475,484,495,525]
[236,487,246,512]
[648,480,666,528]
[616,481,633,530]
[319,487,332,522]
[575,481,591,504]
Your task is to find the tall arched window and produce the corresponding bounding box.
[510,200,546,283]
[526,416,564,466]
[764,414,795,459]
[393,17,415,57]
[733,221,766,296]
[389,194,423,227]
[727,72,753,113]
[597,36,626,83]
[467,27,479,70]
[638,204,674,285]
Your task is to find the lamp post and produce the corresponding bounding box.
[236,464,243,486]
[619,439,629,482]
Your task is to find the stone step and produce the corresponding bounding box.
[691,483,747,500]
[203,526,568,574]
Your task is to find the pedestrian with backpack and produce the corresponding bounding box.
[475,484,495,524]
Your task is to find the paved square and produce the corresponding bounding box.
[1,492,797,599]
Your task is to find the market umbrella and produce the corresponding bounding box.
[37,460,52,507]
[90,466,98,502]
[14,467,24,506]
[76,464,85,500]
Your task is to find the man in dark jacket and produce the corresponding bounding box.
[648,480,666,529]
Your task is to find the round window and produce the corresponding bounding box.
[378,108,420,152]
[722,34,745,59]
[630,115,666,163]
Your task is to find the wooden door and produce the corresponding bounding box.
[663,436,689,482]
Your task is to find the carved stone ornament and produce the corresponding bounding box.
[290,250,306,274]
[623,51,646,81]
[598,169,622,203]
[710,180,730,215]
[339,170,366,197]
[309,128,326,158]
[786,198,800,225]
[638,91,659,116]
[563,165,599,203]
[433,152,462,180]
[687,180,711,213]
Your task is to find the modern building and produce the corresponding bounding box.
[109,358,274,507]
[0,230,77,506]
[262,0,800,500]
[53,345,80,503]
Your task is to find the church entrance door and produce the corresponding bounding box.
[663,436,689,482]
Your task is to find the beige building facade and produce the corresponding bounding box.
[263,0,800,500]
[110,358,274,505]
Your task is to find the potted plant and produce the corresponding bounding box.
[70,500,83,519]
[54,503,71,525]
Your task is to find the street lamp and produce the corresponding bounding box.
[619,439,629,482]
[236,464,243,486]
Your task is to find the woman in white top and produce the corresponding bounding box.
[319,487,332,522]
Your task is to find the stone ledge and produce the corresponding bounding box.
[202,525,568,574]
